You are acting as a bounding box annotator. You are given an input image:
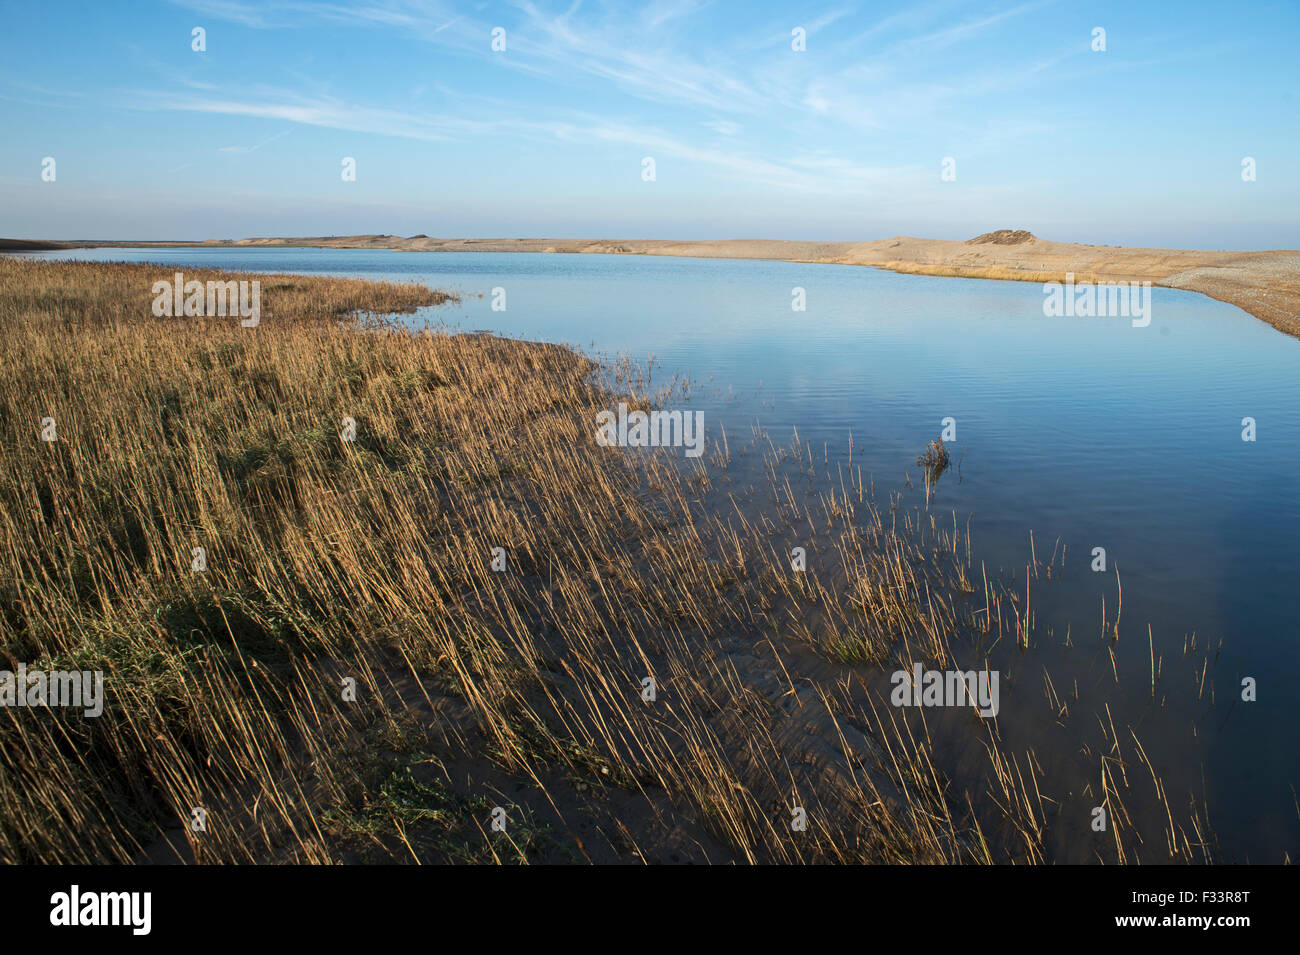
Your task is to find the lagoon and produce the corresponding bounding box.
[35,245,1300,861]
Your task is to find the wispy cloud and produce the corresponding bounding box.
[116,1,1099,200]
[126,84,912,196]
[218,129,293,152]
[702,119,742,136]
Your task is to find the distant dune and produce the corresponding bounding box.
[7,232,1298,340]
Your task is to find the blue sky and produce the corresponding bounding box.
[1,0,1297,247]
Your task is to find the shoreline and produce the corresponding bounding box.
[0,256,1258,863]
[6,231,1299,341]
[0,257,1023,863]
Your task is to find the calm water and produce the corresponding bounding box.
[34,247,1300,860]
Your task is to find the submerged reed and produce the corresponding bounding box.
[0,257,1213,864]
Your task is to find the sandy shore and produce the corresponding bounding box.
[11,231,1299,340]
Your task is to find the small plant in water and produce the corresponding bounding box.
[916,436,950,485]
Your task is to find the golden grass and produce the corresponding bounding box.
[0,256,1213,864]
[3,257,451,331]
[876,260,1112,285]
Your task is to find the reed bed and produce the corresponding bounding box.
[0,257,1214,864]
